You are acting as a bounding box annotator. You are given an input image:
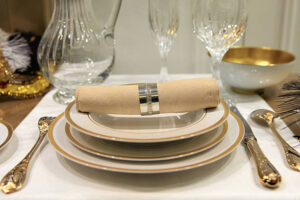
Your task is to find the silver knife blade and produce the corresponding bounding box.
[228,103,281,188]
[229,104,256,142]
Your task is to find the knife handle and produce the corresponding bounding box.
[246,137,281,188]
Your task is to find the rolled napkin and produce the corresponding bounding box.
[76,78,220,115]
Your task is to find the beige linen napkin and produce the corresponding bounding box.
[76,78,220,114]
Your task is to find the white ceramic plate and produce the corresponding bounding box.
[0,121,13,150]
[65,121,228,161]
[48,112,243,174]
[65,100,229,143]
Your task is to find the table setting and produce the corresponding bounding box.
[0,0,300,199]
[1,74,300,199]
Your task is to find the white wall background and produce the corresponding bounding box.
[93,0,300,74]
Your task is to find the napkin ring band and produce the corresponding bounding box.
[138,83,160,115]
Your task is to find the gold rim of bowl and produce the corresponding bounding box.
[221,46,295,67]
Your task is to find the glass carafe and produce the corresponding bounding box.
[38,0,122,104]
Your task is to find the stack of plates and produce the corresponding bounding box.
[48,100,244,173]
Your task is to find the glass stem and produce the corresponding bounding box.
[210,61,235,104]
[159,52,169,82]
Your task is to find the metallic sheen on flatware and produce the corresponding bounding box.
[251,109,300,172]
[230,105,281,188]
[0,117,55,194]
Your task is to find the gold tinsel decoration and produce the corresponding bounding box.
[0,35,50,99]
[0,51,12,82]
[0,72,51,99]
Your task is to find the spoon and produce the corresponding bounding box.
[0,117,55,194]
[251,109,300,172]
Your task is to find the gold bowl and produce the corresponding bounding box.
[220,46,295,91]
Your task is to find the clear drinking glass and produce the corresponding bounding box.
[149,0,179,82]
[192,0,247,86]
[38,0,121,104]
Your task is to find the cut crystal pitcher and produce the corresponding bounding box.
[38,0,122,104]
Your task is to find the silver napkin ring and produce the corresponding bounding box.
[138,83,160,115]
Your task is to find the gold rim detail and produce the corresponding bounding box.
[48,112,244,173]
[222,46,295,67]
[65,121,228,161]
[64,99,230,142]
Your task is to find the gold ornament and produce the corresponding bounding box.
[0,50,12,82]
[0,72,51,99]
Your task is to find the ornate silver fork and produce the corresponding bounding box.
[0,117,55,194]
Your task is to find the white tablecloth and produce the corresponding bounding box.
[1,74,299,200]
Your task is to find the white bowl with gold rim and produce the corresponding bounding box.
[219,46,295,91]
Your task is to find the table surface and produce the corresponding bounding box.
[0,74,299,200]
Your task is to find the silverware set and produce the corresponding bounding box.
[226,96,300,188]
[251,109,300,172]
[230,105,281,188]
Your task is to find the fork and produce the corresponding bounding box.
[0,117,55,194]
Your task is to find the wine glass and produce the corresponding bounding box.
[149,0,179,82]
[192,0,247,90]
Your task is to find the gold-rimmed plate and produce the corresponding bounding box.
[65,100,229,143]
[48,112,243,174]
[0,121,13,150]
[65,121,228,161]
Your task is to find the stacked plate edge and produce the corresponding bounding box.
[47,100,244,173]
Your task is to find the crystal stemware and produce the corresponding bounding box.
[149,0,179,82]
[38,0,122,104]
[192,0,247,90]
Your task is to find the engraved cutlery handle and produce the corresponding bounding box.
[0,116,55,194]
[0,133,47,194]
[246,137,281,188]
[270,125,300,172]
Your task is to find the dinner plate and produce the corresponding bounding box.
[48,112,243,173]
[65,120,228,161]
[0,121,13,150]
[65,100,229,143]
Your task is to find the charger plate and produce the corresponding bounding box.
[65,121,228,161]
[48,112,243,174]
[65,100,229,143]
[0,121,13,150]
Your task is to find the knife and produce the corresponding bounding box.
[230,104,282,188]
